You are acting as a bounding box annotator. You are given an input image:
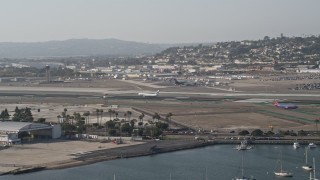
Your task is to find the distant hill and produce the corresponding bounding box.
[0,39,171,58]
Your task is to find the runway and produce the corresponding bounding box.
[0,86,319,99]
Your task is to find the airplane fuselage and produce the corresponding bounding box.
[138,90,159,97]
[275,104,298,109]
[274,101,298,109]
[138,93,158,97]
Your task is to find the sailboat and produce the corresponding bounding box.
[303,147,313,171]
[309,158,319,180]
[293,140,300,149]
[274,152,293,177]
[234,153,255,180]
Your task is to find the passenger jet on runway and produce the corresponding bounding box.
[274,100,298,109]
[138,90,159,97]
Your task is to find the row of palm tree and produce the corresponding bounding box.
[135,112,174,125]
[57,108,174,130]
[58,108,133,125]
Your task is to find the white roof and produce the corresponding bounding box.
[0,122,52,133]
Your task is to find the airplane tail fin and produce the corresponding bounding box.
[156,90,160,94]
[274,100,279,106]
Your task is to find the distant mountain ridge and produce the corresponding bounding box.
[0,39,171,58]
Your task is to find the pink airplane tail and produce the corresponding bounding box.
[274,100,279,106]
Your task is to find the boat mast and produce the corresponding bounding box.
[242,154,244,177]
[313,158,316,179]
[279,152,282,173]
[306,147,308,165]
[206,167,208,180]
[279,152,283,173]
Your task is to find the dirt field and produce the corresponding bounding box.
[0,79,165,91]
[0,140,143,173]
[134,101,320,132]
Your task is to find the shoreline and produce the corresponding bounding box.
[0,140,208,175]
[2,138,319,175]
[46,140,209,170]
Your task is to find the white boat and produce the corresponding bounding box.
[274,171,293,177]
[274,152,293,177]
[293,141,300,149]
[309,143,317,149]
[235,140,254,151]
[302,147,313,171]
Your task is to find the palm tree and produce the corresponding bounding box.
[87,111,91,124]
[108,109,113,120]
[118,122,122,137]
[100,109,104,125]
[124,113,127,121]
[57,115,62,123]
[138,113,145,123]
[74,113,82,123]
[65,115,71,124]
[115,111,119,119]
[96,109,100,124]
[83,111,90,124]
[70,115,75,125]
[153,113,160,122]
[82,112,87,124]
[73,112,78,124]
[127,111,132,121]
[61,111,66,118]
[166,112,173,123]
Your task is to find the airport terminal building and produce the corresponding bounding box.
[0,122,61,146]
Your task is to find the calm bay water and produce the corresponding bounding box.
[1,144,319,180]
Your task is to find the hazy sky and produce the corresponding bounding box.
[0,0,320,43]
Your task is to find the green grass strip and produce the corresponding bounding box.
[258,109,315,124]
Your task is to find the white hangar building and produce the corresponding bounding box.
[0,122,61,146]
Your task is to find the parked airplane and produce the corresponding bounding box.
[171,78,197,86]
[274,100,298,109]
[138,90,160,97]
